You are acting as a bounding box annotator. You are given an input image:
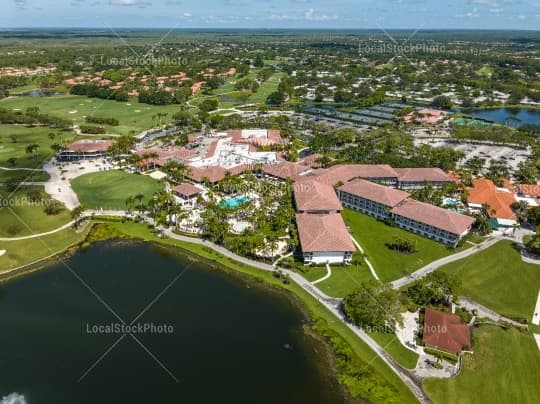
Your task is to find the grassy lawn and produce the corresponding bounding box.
[0,95,183,136]
[0,225,90,273]
[0,186,72,237]
[424,326,540,404]
[317,265,375,298]
[440,240,540,321]
[0,124,77,169]
[247,72,284,104]
[71,170,161,210]
[369,331,419,369]
[0,168,50,183]
[342,209,467,283]
[94,220,417,403]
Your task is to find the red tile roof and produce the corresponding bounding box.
[518,183,540,198]
[395,168,453,184]
[262,161,310,181]
[294,180,342,212]
[66,140,114,153]
[423,308,471,354]
[468,179,517,220]
[391,199,475,235]
[173,183,201,198]
[338,179,410,207]
[228,129,286,147]
[296,213,355,253]
[187,164,251,183]
[306,164,399,187]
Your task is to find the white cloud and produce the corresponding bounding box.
[304,8,337,21]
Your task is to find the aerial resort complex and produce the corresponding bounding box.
[0,3,539,403]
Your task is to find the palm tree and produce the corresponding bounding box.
[25,144,39,160]
[134,193,145,213]
[125,195,135,214]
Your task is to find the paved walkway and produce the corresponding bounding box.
[312,264,332,285]
[83,210,430,403]
[0,166,46,172]
[0,220,75,241]
[532,290,540,326]
[391,236,502,289]
[42,158,115,210]
[458,297,528,328]
[350,235,380,281]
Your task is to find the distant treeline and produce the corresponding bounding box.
[0,107,72,129]
[80,125,106,134]
[85,116,119,126]
[70,84,128,102]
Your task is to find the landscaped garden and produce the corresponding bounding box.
[71,171,161,210]
[342,209,469,283]
[439,240,540,321]
[424,326,540,403]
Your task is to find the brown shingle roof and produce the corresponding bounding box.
[423,308,471,354]
[296,213,355,253]
[391,199,475,235]
[338,179,410,208]
[294,180,342,212]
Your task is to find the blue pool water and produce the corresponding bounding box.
[220,195,250,209]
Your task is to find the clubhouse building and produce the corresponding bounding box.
[58,139,114,161]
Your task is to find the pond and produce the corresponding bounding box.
[0,241,346,404]
[468,108,540,127]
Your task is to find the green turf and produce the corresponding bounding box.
[0,95,184,136]
[342,209,467,283]
[302,263,375,298]
[71,170,161,210]
[369,331,419,369]
[0,225,91,272]
[424,326,540,404]
[0,168,50,183]
[439,240,540,321]
[0,186,72,238]
[0,124,77,169]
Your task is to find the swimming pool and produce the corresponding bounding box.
[220,195,250,209]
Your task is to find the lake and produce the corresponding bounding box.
[468,108,540,127]
[0,241,346,404]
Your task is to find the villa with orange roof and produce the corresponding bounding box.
[467,178,518,228]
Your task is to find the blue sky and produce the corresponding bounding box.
[2,0,539,29]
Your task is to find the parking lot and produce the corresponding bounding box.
[415,138,531,172]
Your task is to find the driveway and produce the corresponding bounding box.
[43,158,115,210]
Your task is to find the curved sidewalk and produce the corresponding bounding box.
[391,236,502,290]
[0,220,75,241]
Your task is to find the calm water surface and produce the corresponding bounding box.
[469,108,540,127]
[0,241,345,404]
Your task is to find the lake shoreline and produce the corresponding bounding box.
[0,220,416,403]
[0,224,355,403]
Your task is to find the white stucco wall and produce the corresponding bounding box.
[310,252,346,264]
